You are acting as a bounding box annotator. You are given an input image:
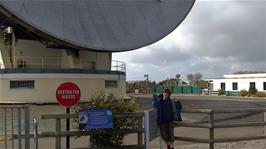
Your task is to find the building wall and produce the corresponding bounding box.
[212,78,266,92]
[4,39,111,70]
[14,39,63,68]
[0,73,126,103]
[78,50,111,70]
[0,38,124,104]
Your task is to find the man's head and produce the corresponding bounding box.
[163,88,171,99]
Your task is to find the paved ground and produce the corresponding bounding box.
[1,95,266,149]
[133,94,266,149]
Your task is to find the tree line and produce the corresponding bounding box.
[126,73,208,93]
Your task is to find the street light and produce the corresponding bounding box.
[144,74,149,93]
[176,74,181,86]
[144,73,149,81]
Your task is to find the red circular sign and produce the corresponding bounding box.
[56,82,81,107]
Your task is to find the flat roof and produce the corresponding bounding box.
[206,73,266,80]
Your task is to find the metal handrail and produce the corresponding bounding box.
[0,56,126,72]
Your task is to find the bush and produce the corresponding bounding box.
[239,89,248,96]
[255,91,266,97]
[72,93,139,147]
[218,89,225,95]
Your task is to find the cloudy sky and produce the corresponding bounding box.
[113,0,266,82]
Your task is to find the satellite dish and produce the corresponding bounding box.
[0,0,195,52]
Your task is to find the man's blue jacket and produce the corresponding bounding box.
[152,95,182,125]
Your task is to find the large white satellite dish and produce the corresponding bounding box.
[0,0,195,52]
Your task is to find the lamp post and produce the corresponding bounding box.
[144,74,149,93]
[144,73,149,81]
[176,74,181,86]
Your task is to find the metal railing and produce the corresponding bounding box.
[0,105,30,149]
[1,57,62,69]
[174,108,266,149]
[111,60,126,72]
[0,57,126,72]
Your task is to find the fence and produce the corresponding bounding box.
[1,105,266,149]
[153,86,202,94]
[175,108,266,149]
[206,90,239,96]
[33,112,145,149]
[0,105,30,149]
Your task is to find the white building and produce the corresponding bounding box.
[0,28,126,103]
[207,73,266,92]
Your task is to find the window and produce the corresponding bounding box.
[264,82,266,90]
[10,80,34,89]
[220,82,225,90]
[250,82,256,88]
[105,80,118,88]
[232,82,238,90]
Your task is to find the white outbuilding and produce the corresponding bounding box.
[206,73,266,92]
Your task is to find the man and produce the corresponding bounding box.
[155,88,175,149]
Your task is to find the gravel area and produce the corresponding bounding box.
[169,140,266,149]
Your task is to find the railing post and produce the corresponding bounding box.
[22,57,25,69]
[24,105,30,149]
[116,60,118,71]
[33,118,38,149]
[61,57,64,69]
[4,108,7,149]
[56,118,62,149]
[41,57,44,69]
[18,108,22,149]
[138,117,143,146]
[209,111,214,149]
[14,56,16,68]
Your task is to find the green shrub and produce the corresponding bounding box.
[239,89,248,96]
[72,93,139,147]
[255,91,266,97]
[218,89,225,95]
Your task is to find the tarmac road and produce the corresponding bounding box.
[132,95,266,148]
[134,95,266,123]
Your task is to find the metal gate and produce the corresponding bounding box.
[0,105,30,149]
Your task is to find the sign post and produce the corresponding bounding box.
[56,82,81,149]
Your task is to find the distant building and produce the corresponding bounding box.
[206,73,266,92]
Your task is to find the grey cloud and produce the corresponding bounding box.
[113,0,266,81]
[126,39,193,66]
[182,1,265,61]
